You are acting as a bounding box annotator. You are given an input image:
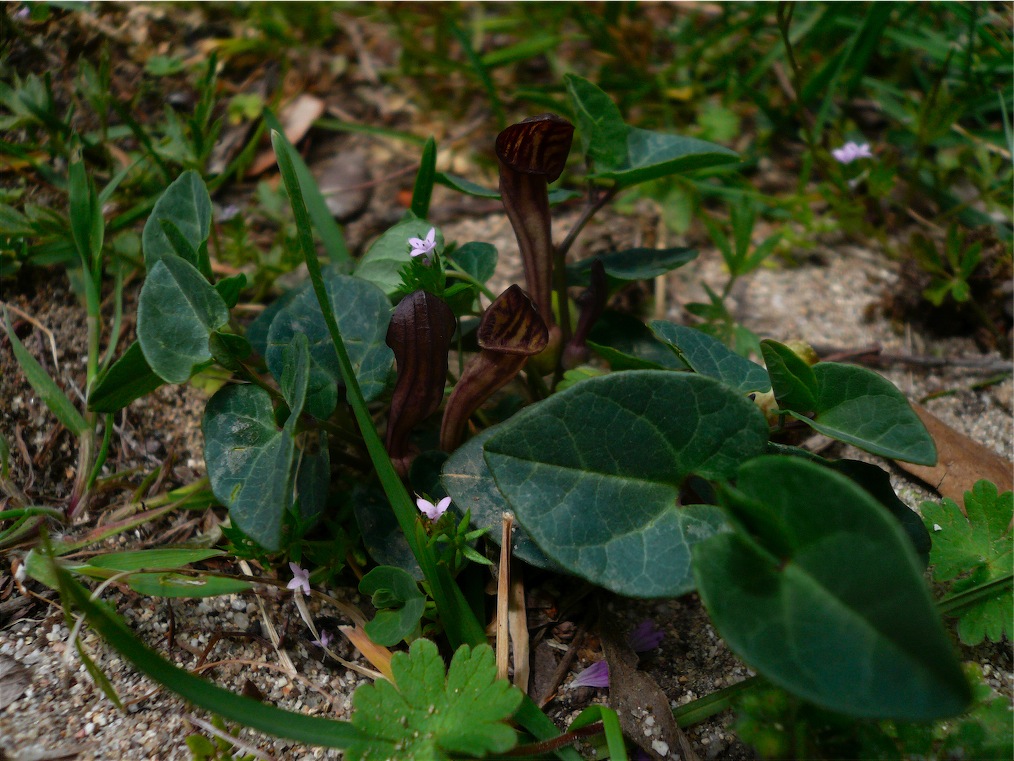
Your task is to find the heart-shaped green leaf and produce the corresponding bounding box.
[441,426,561,571]
[483,371,769,597]
[693,456,971,720]
[355,218,444,297]
[564,74,628,170]
[760,339,819,411]
[142,170,211,270]
[567,247,698,288]
[359,566,426,646]
[203,335,312,550]
[88,340,165,413]
[449,242,498,285]
[786,362,936,465]
[587,311,689,371]
[137,256,229,384]
[650,321,770,394]
[591,128,740,189]
[265,272,393,419]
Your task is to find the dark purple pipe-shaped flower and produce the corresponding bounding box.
[440,285,548,452]
[496,114,575,332]
[386,290,456,475]
[563,258,608,370]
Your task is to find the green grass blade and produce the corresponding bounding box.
[263,110,350,266]
[448,20,506,128]
[3,307,88,436]
[52,551,382,750]
[411,137,437,219]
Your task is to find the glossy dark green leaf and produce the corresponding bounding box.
[591,128,740,189]
[359,566,426,646]
[484,371,768,597]
[693,456,970,720]
[351,485,423,579]
[441,426,561,571]
[265,272,393,418]
[209,331,252,371]
[450,242,498,285]
[203,335,311,550]
[786,362,937,465]
[142,170,211,270]
[567,247,698,288]
[294,430,330,522]
[650,321,770,394]
[587,311,688,371]
[137,256,229,384]
[88,340,165,413]
[760,339,818,411]
[355,218,443,297]
[830,459,931,566]
[563,74,628,169]
[214,273,247,309]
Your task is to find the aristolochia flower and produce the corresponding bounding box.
[312,629,333,649]
[831,141,873,164]
[416,496,451,520]
[287,562,311,597]
[408,227,437,263]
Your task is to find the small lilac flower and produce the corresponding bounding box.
[311,629,333,649]
[628,619,664,653]
[286,562,311,597]
[831,141,873,164]
[567,619,664,690]
[568,659,610,689]
[408,227,437,263]
[416,496,451,520]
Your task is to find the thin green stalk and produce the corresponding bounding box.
[937,573,1013,617]
[672,675,763,727]
[271,129,485,649]
[445,262,497,301]
[98,268,125,375]
[84,413,113,493]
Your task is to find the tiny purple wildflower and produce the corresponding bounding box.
[568,660,610,689]
[831,141,873,165]
[286,562,311,597]
[628,619,664,653]
[311,629,333,649]
[408,227,437,263]
[416,496,451,520]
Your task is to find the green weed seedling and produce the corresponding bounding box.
[32,75,985,758]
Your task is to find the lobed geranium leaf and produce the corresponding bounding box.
[484,371,768,597]
[694,456,971,721]
[142,170,211,270]
[348,639,523,760]
[355,218,444,297]
[265,272,394,418]
[922,480,1013,645]
[202,335,312,550]
[785,362,936,465]
[441,425,562,572]
[137,255,229,384]
[650,321,770,394]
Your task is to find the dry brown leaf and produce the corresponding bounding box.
[896,403,1013,506]
[247,93,325,176]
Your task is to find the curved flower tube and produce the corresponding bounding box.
[440,285,548,451]
[385,290,456,475]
